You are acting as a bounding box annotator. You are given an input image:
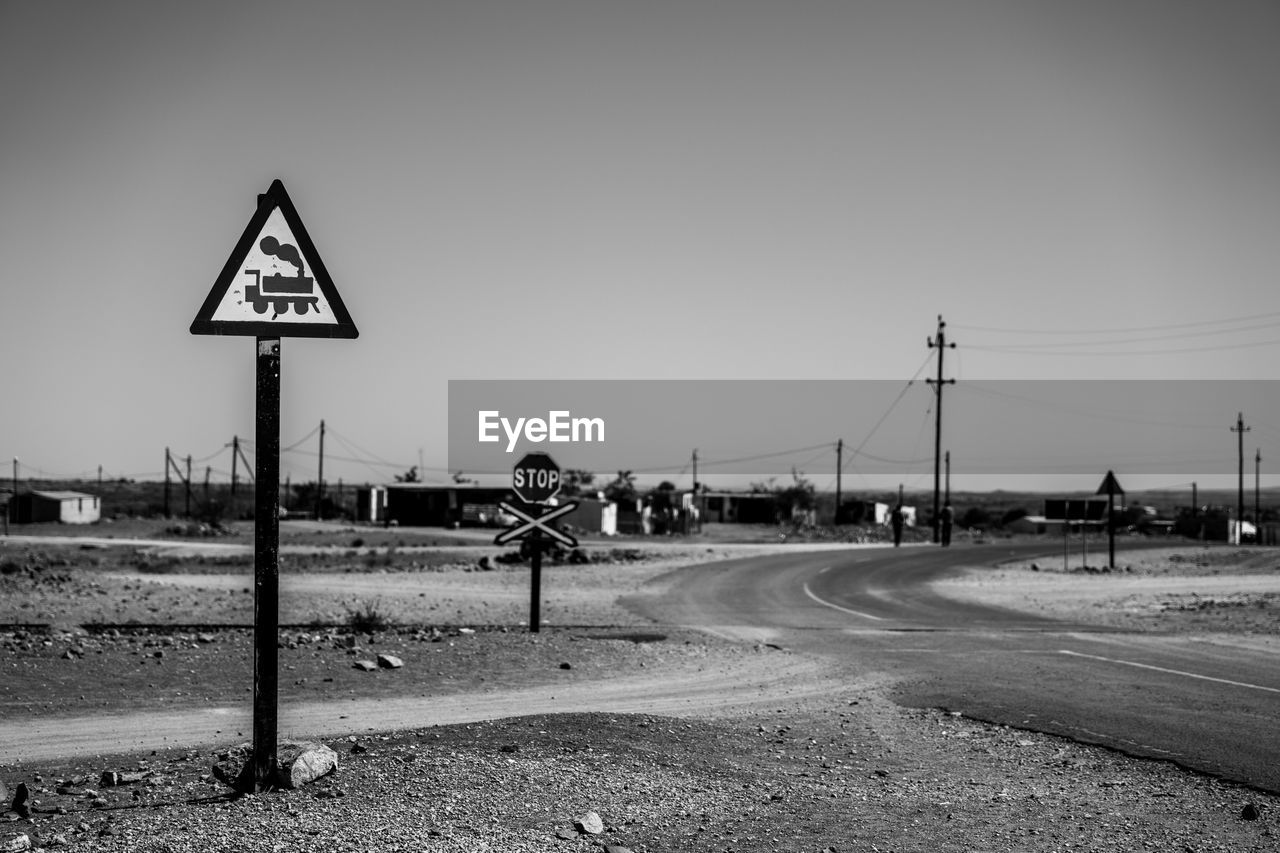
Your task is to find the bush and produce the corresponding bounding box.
[344,598,391,633]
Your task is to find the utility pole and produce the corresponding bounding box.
[13,457,18,496]
[164,447,172,517]
[835,438,843,524]
[231,436,240,519]
[97,465,102,492]
[1232,413,1250,543]
[926,315,956,543]
[315,419,326,521]
[1256,448,1262,527]
[185,454,193,517]
[691,448,700,533]
[205,466,211,506]
[944,450,951,505]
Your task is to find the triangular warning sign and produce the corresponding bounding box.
[191,179,358,338]
[1096,469,1124,496]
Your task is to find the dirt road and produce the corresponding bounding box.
[1,651,850,764]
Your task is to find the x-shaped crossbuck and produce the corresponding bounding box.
[493,500,579,548]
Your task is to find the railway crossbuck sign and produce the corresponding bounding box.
[494,501,580,549]
[191,179,358,338]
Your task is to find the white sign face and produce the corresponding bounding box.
[208,208,341,325]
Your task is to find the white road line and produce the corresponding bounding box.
[803,581,884,621]
[1060,650,1280,694]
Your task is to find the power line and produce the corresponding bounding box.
[953,310,1280,336]
[959,382,1224,432]
[965,336,1280,357]
[841,351,934,474]
[282,424,321,453]
[955,318,1280,349]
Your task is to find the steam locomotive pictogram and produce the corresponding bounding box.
[242,235,320,316]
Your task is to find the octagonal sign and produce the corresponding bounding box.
[512,452,561,504]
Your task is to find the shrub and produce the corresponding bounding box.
[344,598,391,633]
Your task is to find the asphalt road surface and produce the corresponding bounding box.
[626,542,1280,794]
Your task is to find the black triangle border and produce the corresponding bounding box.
[190,179,359,338]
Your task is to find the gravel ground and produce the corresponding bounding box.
[3,539,1279,852]
[3,702,1275,852]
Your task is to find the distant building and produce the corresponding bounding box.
[374,484,617,535]
[11,490,101,524]
[383,484,516,527]
[354,486,389,523]
[700,492,777,524]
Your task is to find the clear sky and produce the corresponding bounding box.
[4,0,1280,496]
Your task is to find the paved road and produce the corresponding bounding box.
[625,542,1280,793]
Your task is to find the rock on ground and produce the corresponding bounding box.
[276,742,338,789]
[575,810,605,835]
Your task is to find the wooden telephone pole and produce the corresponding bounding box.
[835,438,843,524]
[1232,413,1250,543]
[926,316,956,543]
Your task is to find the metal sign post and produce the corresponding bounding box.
[529,527,543,632]
[493,493,578,633]
[192,180,357,792]
[251,336,281,789]
[1096,470,1125,570]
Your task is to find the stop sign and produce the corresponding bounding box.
[511,452,562,503]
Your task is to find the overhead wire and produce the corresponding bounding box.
[957,382,1224,432]
[952,310,1280,336]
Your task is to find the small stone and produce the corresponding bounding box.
[559,662,572,670]
[2,834,30,852]
[602,846,635,853]
[376,654,403,669]
[1242,803,1261,820]
[197,633,216,644]
[11,785,28,818]
[555,827,578,840]
[275,742,338,789]
[100,770,148,788]
[353,660,377,672]
[575,811,605,835]
[499,744,519,754]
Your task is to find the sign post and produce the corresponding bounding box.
[191,179,357,792]
[496,453,575,632]
[1096,470,1125,570]
[252,337,281,791]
